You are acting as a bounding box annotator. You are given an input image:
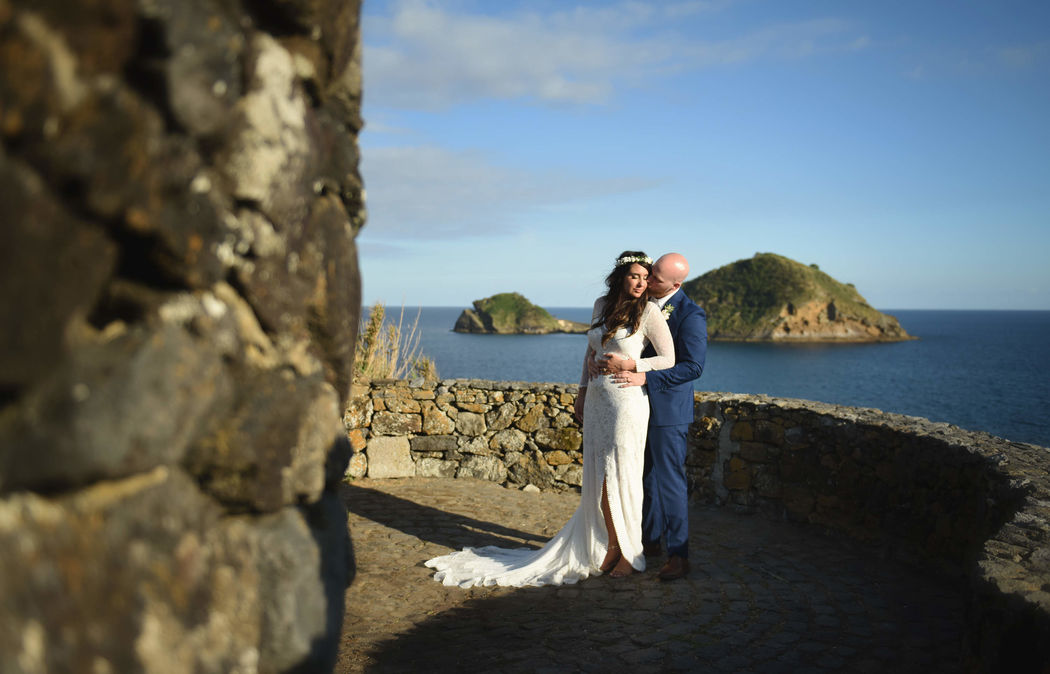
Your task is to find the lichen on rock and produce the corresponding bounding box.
[0,0,365,670]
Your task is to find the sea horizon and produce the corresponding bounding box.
[373,305,1050,312]
[383,308,1050,449]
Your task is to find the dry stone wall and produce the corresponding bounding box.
[349,379,1050,673]
[345,379,584,492]
[1,0,364,671]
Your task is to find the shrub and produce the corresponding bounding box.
[354,303,437,382]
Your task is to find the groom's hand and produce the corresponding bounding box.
[585,350,601,379]
[600,353,635,374]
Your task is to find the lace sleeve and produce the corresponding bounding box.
[635,304,675,373]
[578,297,604,386]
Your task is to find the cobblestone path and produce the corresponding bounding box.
[336,478,967,673]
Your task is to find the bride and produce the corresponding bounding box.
[425,251,675,587]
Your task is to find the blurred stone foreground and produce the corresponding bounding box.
[0,0,364,671]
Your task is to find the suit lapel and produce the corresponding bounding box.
[665,290,685,335]
[645,291,684,357]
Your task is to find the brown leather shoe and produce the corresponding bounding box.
[642,542,662,557]
[658,555,690,581]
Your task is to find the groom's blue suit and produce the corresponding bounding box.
[640,289,707,559]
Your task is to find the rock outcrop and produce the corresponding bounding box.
[0,0,364,670]
[683,253,913,342]
[454,292,588,334]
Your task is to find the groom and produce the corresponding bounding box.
[601,252,707,581]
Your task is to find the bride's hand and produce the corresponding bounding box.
[613,371,646,388]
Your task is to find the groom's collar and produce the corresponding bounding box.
[650,287,680,309]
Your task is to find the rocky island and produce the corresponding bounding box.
[454,293,589,334]
[683,253,914,342]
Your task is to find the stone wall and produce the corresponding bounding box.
[348,379,1050,673]
[0,1,363,671]
[690,394,1050,674]
[345,379,584,491]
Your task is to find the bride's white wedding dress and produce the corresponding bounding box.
[425,300,674,587]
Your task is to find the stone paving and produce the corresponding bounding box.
[336,477,967,673]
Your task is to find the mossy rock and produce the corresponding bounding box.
[682,253,914,342]
[453,293,588,334]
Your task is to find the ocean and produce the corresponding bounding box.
[394,307,1050,448]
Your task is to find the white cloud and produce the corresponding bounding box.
[364,2,658,107]
[363,1,867,109]
[904,65,925,80]
[663,1,735,20]
[356,240,406,259]
[679,19,867,67]
[362,117,414,135]
[359,145,659,240]
[996,41,1050,69]
[357,2,870,245]
[895,39,1050,82]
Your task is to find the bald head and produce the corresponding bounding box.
[647,253,689,299]
[655,253,689,283]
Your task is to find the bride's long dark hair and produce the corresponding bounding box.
[592,250,652,347]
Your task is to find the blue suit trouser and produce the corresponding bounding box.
[642,423,690,558]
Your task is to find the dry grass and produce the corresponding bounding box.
[354,303,437,382]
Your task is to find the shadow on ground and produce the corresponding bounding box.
[342,483,546,550]
[338,478,968,674]
[362,549,965,674]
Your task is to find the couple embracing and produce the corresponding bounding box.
[426,251,708,587]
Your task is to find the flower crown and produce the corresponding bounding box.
[616,255,652,267]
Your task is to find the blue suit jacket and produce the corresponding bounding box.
[643,290,707,427]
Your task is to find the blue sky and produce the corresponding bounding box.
[357,0,1050,310]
